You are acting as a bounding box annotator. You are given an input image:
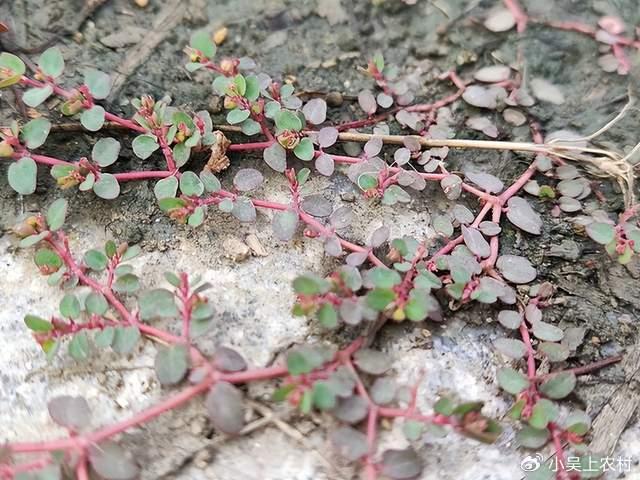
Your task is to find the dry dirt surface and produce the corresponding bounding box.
[1,0,639,479]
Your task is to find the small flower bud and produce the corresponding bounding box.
[223,96,237,110]
[392,307,406,322]
[0,140,14,157]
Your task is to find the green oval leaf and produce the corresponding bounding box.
[93,173,120,199]
[83,69,111,100]
[38,47,65,78]
[226,108,250,125]
[34,248,63,270]
[24,314,53,332]
[60,293,81,319]
[179,171,204,196]
[91,137,120,167]
[84,249,108,271]
[190,30,216,58]
[139,288,178,320]
[8,157,37,194]
[586,222,616,245]
[80,105,106,132]
[86,291,109,316]
[497,367,529,395]
[539,372,576,399]
[274,110,302,131]
[132,134,159,160]
[0,52,26,87]
[154,176,178,200]
[21,118,51,149]
[154,345,189,385]
[22,85,54,107]
[293,137,314,161]
[45,198,68,231]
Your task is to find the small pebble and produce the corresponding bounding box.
[245,234,268,256]
[134,0,148,7]
[222,237,250,262]
[194,449,212,469]
[208,95,223,114]
[326,91,343,107]
[503,108,526,126]
[213,27,228,45]
[340,192,356,202]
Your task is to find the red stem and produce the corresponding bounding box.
[228,140,274,151]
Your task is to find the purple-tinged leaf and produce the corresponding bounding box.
[370,377,396,405]
[315,153,335,176]
[302,194,332,217]
[494,338,527,359]
[503,108,527,126]
[233,168,264,192]
[48,395,91,431]
[380,448,423,479]
[206,381,245,434]
[346,251,368,266]
[330,426,368,461]
[474,65,511,83]
[525,304,542,323]
[213,347,247,372]
[302,98,327,125]
[327,366,357,397]
[353,349,391,375]
[465,116,498,138]
[89,441,139,480]
[231,197,256,222]
[462,226,490,258]
[393,148,411,166]
[317,127,338,148]
[497,310,522,329]
[453,204,474,225]
[339,299,364,324]
[329,206,353,229]
[559,196,582,213]
[377,92,394,108]
[332,395,368,424]
[554,164,580,179]
[324,236,343,256]
[465,171,504,193]
[557,178,586,198]
[364,137,383,157]
[506,197,542,234]
[272,209,299,241]
[496,255,537,284]
[440,175,462,200]
[479,221,501,236]
[471,277,505,303]
[154,345,189,385]
[396,109,422,130]
[402,136,422,152]
[263,142,287,172]
[358,90,377,115]
[369,225,389,247]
